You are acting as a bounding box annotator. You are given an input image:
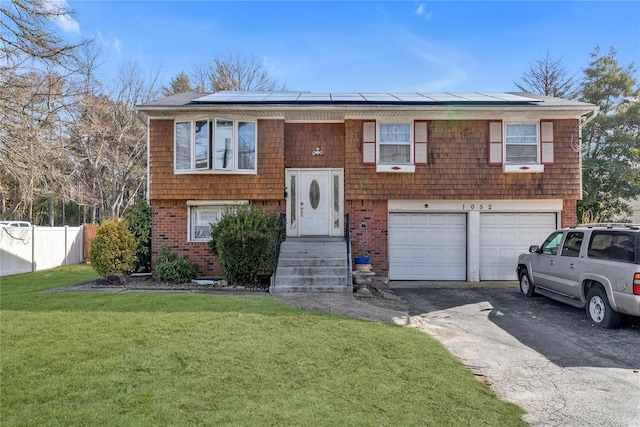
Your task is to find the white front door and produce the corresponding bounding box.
[286,169,343,237]
[300,170,330,235]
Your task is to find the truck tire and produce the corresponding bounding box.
[519,270,535,297]
[586,286,622,329]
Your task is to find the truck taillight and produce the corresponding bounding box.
[634,273,640,296]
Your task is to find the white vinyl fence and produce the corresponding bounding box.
[0,226,84,277]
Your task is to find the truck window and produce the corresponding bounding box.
[561,232,583,257]
[541,232,563,255]
[588,231,635,263]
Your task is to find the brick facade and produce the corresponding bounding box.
[151,199,285,278]
[346,200,389,275]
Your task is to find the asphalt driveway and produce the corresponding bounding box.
[391,283,640,427]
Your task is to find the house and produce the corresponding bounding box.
[136,91,598,284]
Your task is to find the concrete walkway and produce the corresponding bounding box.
[274,293,412,325]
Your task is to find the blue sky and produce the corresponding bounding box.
[57,0,639,94]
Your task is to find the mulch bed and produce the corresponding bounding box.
[90,274,268,293]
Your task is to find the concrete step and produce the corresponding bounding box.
[276,266,347,276]
[270,283,353,294]
[271,237,351,294]
[274,275,349,287]
[277,258,347,267]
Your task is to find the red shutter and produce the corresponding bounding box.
[362,120,376,164]
[414,120,428,165]
[488,120,503,165]
[540,120,554,165]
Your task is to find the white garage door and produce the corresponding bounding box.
[389,213,466,280]
[480,213,556,280]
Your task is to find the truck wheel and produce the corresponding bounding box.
[586,287,622,329]
[519,270,535,297]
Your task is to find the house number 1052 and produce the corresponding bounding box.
[462,204,492,210]
[423,204,493,210]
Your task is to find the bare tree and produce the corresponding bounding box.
[1,68,77,222]
[70,60,161,220]
[514,49,579,99]
[164,53,288,95]
[1,0,88,222]
[0,0,81,70]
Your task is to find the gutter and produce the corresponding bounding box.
[577,108,600,201]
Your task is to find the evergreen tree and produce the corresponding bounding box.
[161,72,194,96]
[578,46,640,221]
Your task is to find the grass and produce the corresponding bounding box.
[1,265,527,426]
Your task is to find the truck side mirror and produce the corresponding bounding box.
[529,245,540,253]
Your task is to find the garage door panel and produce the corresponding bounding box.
[480,213,555,281]
[389,213,466,280]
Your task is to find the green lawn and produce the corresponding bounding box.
[1,265,526,426]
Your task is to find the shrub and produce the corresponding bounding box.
[90,220,137,276]
[154,247,197,284]
[209,204,281,288]
[123,200,152,272]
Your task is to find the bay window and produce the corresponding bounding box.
[175,118,257,173]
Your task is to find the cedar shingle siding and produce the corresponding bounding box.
[149,118,581,277]
[139,85,601,281]
[149,119,284,200]
[344,119,580,200]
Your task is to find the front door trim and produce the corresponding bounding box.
[286,168,344,237]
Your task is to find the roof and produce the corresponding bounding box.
[136,91,598,121]
[191,91,543,104]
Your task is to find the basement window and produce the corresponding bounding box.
[187,201,248,242]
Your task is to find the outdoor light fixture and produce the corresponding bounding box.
[312,146,324,156]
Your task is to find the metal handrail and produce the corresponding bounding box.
[345,213,352,279]
[272,213,286,283]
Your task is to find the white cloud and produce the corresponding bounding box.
[44,0,80,33]
[395,29,469,91]
[113,38,121,56]
[415,3,433,20]
[95,29,122,56]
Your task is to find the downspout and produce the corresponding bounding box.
[146,116,151,203]
[578,109,599,201]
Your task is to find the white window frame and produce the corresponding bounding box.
[187,200,248,242]
[174,118,257,174]
[376,121,415,173]
[503,122,544,173]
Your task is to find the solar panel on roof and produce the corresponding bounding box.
[360,93,400,102]
[330,94,366,101]
[191,91,543,105]
[484,93,541,102]
[392,93,430,102]
[264,93,302,101]
[297,93,332,101]
[420,94,461,102]
[455,92,501,101]
[193,93,233,102]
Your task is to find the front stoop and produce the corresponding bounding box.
[269,237,352,293]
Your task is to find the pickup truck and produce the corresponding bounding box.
[516,225,640,328]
